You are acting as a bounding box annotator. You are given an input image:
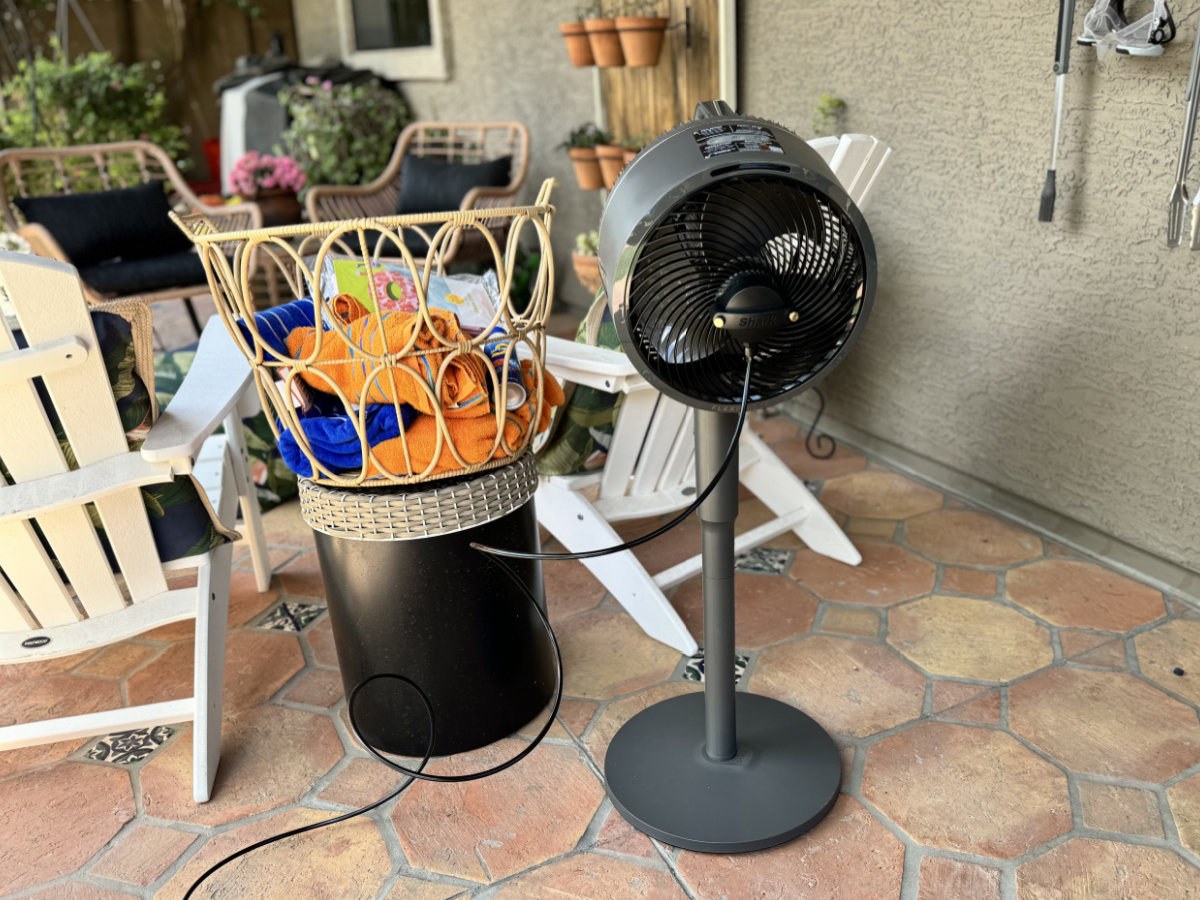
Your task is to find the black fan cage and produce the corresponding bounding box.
[624,173,867,407]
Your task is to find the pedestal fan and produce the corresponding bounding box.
[596,100,878,853]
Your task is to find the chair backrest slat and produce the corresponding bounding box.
[658,409,696,492]
[0,558,38,631]
[632,396,690,495]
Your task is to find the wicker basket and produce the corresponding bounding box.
[171,178,558,488]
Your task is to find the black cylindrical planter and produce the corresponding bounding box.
[303,461,555,758]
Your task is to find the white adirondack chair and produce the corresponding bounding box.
[0,252,270,802]
[539,134,891,654]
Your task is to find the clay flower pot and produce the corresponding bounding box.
[584,18,625,67]
[616,16,668,67]
[622,148,638,166]
[568,147,604,191]
[595,143,625,190]
[252,189,302,227]
[560,21,594,67]
[572,251,603,296]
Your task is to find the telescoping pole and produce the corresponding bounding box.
[1040,0,1077,222]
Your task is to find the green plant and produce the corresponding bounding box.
[619,132,651,151]
[508,247,541,314]
[277,78,413,196]
[561,123,611,151]
[812,93,846,138]
[0,43,187,163]
[576,0,603,19]
[575,230,599,255]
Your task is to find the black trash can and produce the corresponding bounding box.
[299,455,555,757]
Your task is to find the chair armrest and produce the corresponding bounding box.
[544,335,648,394]
[305,182,396,222]
[195,199,264,232]
[140,317,252,464]
[461,185,518,210]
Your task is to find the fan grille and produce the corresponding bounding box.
[624,173,867,406]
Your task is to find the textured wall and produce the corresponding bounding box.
[746,0,1200,572]
[293,0,603,310]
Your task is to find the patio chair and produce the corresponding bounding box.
[0,140,264,335]
[0,252,271,802]
[305,121,531,266]
[538,134,891,654]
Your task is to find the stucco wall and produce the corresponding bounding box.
[746,0,1200,572]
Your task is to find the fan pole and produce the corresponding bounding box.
[696,409,740,761]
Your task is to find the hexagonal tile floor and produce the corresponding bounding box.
[3,421,1200,899]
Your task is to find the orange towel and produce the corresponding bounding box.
[286,308,492,417]
[363,362,565,477]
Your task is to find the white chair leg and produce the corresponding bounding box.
[536,480,698,655]
[738,430,862,566]
[223,394,271,593]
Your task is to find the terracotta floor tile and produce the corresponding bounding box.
[277,551,325,599]
[771,439,868,480]
[631,520,702,575]
[943,691,1001,725]
[260,500,317,548]
[233,546,297,575]
[1016,838,1200,900]
[940,567,997,597]
[1167,771,1200,855]
[318,756,405,808]
[492,852,685,899]
[516,697,597,741]
[748,413,800,444]
[0,761,135,894]
[844,517,899,540]
[585,682,702,767]
[917,857,1001,900]
[1007,560,1166,632]
[1078,781,1164,837]
[822,471,943,520]
[791,541,936,606]
[139,569,279,640]
[905,510,1040,566]
[25,885,139,900]
[594,807,658,859]
[820,604,881,637]
[127,630,304,715]
[0,649,95,688]
[1059,629,1121,659]
[0,674,121,728]
[556,609,682,700]
[140,705,343,826]
[543,559,606,622]
[392,739,604,883]
[76,642,159,679]
[1135,619,1200,705]
[931,681,990,712]
[862,722,1070,858]
[284,667,345,707]
[1009,668,1200,781]
[89,823,197,885]
[384,878,469,900]
[751,636,925,737]
[1072,642,1128,670]
[157,807,389,900]
[307,614,340,668]
[0,736,88,778]
[676,794,904,900]
[889,596,1053,682]
[670,572,817,649]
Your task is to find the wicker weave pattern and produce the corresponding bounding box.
[299,451,538,540]
[172,178,558,489]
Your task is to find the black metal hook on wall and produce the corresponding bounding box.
[666,5,692,50]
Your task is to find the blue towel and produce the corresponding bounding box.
[238,297,322,358]
[277,402,419,477]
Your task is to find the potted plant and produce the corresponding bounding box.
[595,140,625,190]
[620,132,649,166]
[582,2,626,67]
[230,151,307,226]
[560,2,596,66]
[616,1,669,67]
[561,123,611,191]
[572,230,603,295]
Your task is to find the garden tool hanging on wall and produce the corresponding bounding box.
[1167,20,1200,246]
[1040,0,1077,222]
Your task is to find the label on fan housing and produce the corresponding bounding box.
[693,123,783,158]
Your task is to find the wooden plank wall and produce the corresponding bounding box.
[599,0,721,144]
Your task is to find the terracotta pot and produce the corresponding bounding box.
[568,147,604,191]
[595,143,625,190]
[253,189,302,227]
[622,148,638,166]
[616,16,668,67]
[559,21,594,67]
[572,251,603,296]
[584,18,625,67]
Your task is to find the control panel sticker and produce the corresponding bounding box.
[694,123,783,158]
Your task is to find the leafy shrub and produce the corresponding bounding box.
[277,79,413,195]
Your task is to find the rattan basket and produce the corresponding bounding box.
[171,178,558,488]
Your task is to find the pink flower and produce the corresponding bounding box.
[306,76,319,85]
[321,80,333,90]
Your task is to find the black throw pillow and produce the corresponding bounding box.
[14,180,194,267]
[394,154,513,216]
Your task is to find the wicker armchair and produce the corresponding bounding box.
[0,141,263,333]
[305,121,530,266]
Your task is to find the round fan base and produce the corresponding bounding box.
[604,691,842,853]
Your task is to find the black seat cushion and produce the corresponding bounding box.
[14,180,193,267]
[78,250,209,296]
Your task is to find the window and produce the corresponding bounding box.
[337,0,448,81]
[352,0,433,51]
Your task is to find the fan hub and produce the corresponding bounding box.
[714,272,793,344]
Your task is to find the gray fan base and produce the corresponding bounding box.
[604,691,842,853]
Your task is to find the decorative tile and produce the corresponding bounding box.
[256,600,325,632]
[734,546,791,575]
[682,646,749,684]
[83,726,176,766]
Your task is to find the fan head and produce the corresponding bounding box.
[598,101,877,411]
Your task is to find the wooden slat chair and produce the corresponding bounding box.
[0,140,265,333]
[0,252,271,802]
[305,121,531,266]
[538,134,891,654]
